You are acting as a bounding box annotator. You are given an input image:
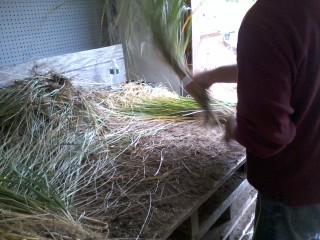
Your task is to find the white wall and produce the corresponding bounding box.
[0,0,103,67]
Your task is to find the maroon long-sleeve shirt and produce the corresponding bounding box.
[234,0,320,207]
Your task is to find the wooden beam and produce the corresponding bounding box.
[197,180,249,239]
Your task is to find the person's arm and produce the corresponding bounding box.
[186,64,237,91]
[195,64,238,87]
[183,64,237,117]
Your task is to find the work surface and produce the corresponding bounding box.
[105,120,246,239]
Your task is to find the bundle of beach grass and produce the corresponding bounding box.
[102,0,215,122]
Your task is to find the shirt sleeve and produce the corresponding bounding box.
[234,6,297,159]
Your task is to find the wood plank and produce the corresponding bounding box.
[191,210,200,240]
[196,179,249,239]
[0,44,126,88]
[201,189,257,240]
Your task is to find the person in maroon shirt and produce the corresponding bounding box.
[185,0,320,239]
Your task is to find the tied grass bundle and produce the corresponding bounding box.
[122,96,236,122]
[116,83,235,122]
[126,97,201,120]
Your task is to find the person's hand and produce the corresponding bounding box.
[183,78,215,124]
[184,80,210,108]
[182,65,237,124]
[224,114,245,151]
[191,71,215,90]
[224,113,237,142]
[184,65,238,112]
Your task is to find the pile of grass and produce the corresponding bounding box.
[0,74,161,239]
[0,73,234,239]
[0,75,88,238]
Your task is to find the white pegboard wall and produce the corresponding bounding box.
[0,0,103,67]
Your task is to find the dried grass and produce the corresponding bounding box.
[0,73,234,239]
